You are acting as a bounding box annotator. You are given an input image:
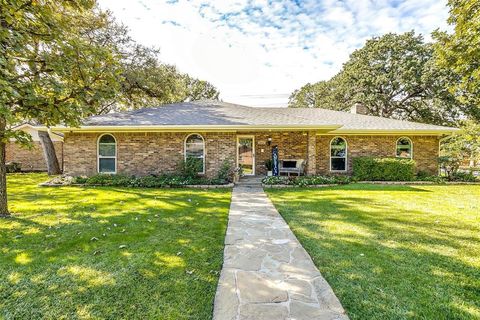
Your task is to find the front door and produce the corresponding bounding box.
[237,136,255,175]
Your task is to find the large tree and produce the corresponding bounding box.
[288,80,342,110]
[117,44,219,111]
[12,6,220,178]
[433,0,480,120]
[1,0,122,216]
[441,120,480,167]
[289,32,461,125]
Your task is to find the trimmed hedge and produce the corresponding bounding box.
[353,157,416,181]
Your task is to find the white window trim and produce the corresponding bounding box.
[396,137,413,159]
[97,133,117,174]
[330,136,348,172]
[184,133,205,174]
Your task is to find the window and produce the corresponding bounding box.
[98,134,116,173]
[330,137,347,171]
[185,133,205,174]
[396,137,412,159]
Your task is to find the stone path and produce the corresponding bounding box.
[213,186,348,320]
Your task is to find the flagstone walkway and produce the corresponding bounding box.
[213,186,348,320]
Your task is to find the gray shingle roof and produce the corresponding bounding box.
[78,100,457,133]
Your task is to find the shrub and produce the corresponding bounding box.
[353,157,416,181]
[438,156,461,179]
[6,162,21,173]
[178,157,203,179]
[262,175,352,186]
[74,174,228,187]
[81,174,134,186]
[216,159,234,183]
[451,171,477,182]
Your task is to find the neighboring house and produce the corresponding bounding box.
[51,101,458,177]
[6,124,64,172]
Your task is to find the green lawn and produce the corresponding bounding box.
[0,173,231,320]
[266,184,480,320]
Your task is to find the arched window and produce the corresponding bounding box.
[330,137,347,171]
[396,137,413,159]
[98,134,116,173]
[185,134,205,174]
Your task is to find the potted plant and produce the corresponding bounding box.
[265,159,273,176]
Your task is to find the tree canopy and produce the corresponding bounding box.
[433,0,480,120]
[289,32,461,125]
[441,120,480,167]
[0,0,220,215]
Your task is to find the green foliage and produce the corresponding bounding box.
[117,46,220,111]
[186,77,220,101]
[289,81,342,110]
[77,174,133,186]
[216,159,234,183]
[451,171,477,182]
[438,156,462,179]
[352,157,416,181]
[262,175,352,186]
[434,0,480,120]
[440,120,480,168]
[289,32,460,125]
[74,173,228,187]
[0,0,220,124]
[1,1,123,135]
[178,157,203,179]
[5,162,21,173]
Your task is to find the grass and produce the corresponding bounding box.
[266,184,480,320]
[0,173,231,320]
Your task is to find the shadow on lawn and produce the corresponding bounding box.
[1,177,230,320]
[270,185,480,320]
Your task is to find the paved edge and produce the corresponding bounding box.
[213,186,349,320]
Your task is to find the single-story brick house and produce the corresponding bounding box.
[7,124,64,172]
[50,101,458,177]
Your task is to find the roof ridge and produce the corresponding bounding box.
[286,107,456,129]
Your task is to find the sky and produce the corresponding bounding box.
[98,0,450,107]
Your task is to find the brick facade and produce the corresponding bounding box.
[6,141,63,172]
[63,132,237,177]
[63,131,440,177]
[316,135,440,175]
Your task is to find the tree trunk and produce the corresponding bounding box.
[38,130,62,175]
[0,117,9,217]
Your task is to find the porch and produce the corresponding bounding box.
[237,131,318,177]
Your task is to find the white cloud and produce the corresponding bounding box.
[98,0,450,107]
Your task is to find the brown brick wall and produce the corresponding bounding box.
[316,135,440,175]
[63,132,237,178]
[248,131,308,175]
[63,131,440,177]
[6,141,63,172]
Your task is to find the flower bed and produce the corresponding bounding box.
[262,175,353,187]
[261,174,479,187]
[42,174,232,188]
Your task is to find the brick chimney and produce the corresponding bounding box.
[350,102,368,115]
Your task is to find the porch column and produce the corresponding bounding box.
[307,131,317,175]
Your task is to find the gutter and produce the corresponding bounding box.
[325,128,460,136]
[38,124,459,136]
[45,124,343,133]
